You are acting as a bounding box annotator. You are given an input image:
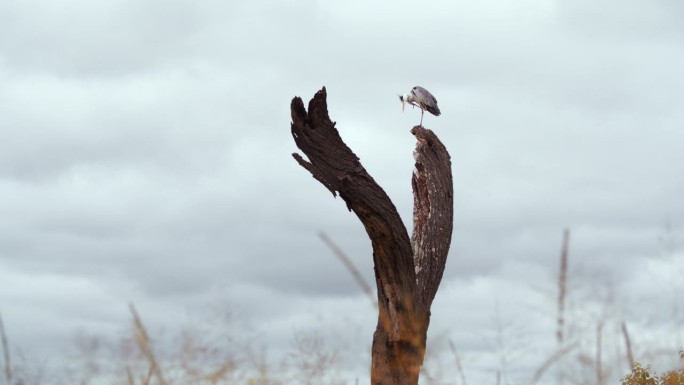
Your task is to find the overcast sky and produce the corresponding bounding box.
[1,0,683,384]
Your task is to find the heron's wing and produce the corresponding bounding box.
[411,86,441,116]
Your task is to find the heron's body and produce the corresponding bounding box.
[399,86,440,126]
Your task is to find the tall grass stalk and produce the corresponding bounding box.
[129,303,168,385]
[319,231,377,308]
[556,228,570,385]
[0,312,11,383]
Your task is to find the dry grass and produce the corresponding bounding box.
[1,312,11,384]
[129,302,169,385]
[556,229,570,385]
[318,231,377,308]
[1,228,681,384]
[622,321,636,371]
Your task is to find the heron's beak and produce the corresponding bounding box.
[398,94,405,112]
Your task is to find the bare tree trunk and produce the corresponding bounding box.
[290,88,453,385]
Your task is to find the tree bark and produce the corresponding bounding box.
[290,87,453,385]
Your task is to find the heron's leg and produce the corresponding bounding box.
[420,109,424,126]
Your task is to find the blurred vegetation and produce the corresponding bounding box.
[621,352,684,385]
[2,226,682,384]
[2,307,682,385]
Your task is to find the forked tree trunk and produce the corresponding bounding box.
[290,87,453,385]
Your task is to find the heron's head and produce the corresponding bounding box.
[399,94,409,112]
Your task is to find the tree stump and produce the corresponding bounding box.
[290,87,453,385]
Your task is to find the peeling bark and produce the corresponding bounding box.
[290,87,453,385]
[411,126,453,308]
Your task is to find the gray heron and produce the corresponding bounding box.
[399,86,441,127]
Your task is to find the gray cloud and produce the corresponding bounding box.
[1,0,683,383]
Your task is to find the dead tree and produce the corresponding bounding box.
[290,87,453,385]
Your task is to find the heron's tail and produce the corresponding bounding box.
[426,104,441,116]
